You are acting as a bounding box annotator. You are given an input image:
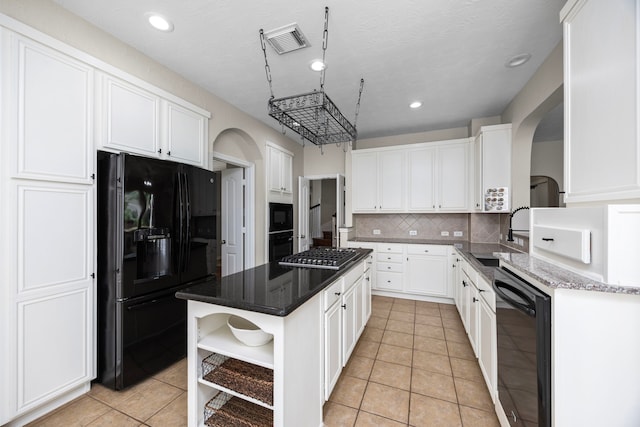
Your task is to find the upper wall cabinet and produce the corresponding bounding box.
[561,0,640,203]
[267,143,293,203]
[96,72,209,168]
[4,31,94,184]
[352,149,405,213]
[473,124,511,212]
[353,139,471,214]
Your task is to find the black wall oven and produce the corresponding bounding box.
[493,268,551,427]
[269,230,294,262]
[269,202,293,233]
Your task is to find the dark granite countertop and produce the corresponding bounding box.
[176,249,373,316]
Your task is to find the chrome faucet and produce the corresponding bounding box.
[507,206,530,242]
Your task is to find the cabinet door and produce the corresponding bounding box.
[10,34,93,184]
[563,0,640,203]
[101,74,160,157]
[13,182,95,413]
[438,142,470,211]
[281,152,293,194]
[351,152,378,212]
[324,302,342,400]
[354,277,365,337]
[268,146,282,192]
[459,272,471,332]
[406,255,448,297]
[473,135,483,211]
[468,285,479,356]
[478,300,497,401]
[362,270,372,326]
[378,151,405,211]
[164,101,206,167]
[408,148,436,211]
[342,285,358,365]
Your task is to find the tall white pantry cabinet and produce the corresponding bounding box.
[0,15,211,425]
[0,27,96,425]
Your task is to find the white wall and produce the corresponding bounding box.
[531,139,564,191]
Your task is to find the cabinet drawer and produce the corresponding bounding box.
[376,271,403,290]
[377,243,404,254]
[324,279,343,310]
[377,262,403,273]
[343,262,364,292]
[407,244,448,256]
[377,253,403,263]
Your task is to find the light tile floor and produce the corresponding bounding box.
[29,296,499,426]
[323,296,500,427]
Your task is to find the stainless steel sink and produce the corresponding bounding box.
[470,253,500,267]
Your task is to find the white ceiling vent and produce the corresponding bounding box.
[263,23,310,54]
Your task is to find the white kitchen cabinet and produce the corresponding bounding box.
[0,29,95,425]
[473,124,511,212]
[97,72,161,158]
[477,284,497,402]
[324,295,342,400]
[405,245,449,297]
[353,139,471,213]
[437,141,471,211]
[97,72,209,168]
[468,280,480,355]
[375,243,404,291]
[407,147,437,211]
[348,242,377,290]
[267,143,294,203]
[351,149,405,212]
[163,100,208,167]
[561,0,640,203]
[342,281,359,363]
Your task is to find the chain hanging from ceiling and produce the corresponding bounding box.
[259,6,364,151]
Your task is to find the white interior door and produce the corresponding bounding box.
[298,176,310,252]
[335,174,345,246]
[221,168,244,276]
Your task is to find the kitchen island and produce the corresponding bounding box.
[176,248,372,427]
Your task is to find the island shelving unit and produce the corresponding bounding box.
[176,249,372,427]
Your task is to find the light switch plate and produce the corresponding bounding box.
[453,231,463,237]
[441,231,450,237]
[373,229,381,235]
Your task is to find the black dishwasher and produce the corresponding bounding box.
[493,268,551,427]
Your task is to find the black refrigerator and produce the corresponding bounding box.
[96,151,217,390]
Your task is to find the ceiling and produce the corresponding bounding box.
[53,0,566,142]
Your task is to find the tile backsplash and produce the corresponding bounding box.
[354,213,503,243]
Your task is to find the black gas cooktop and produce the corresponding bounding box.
[279,247,358,270]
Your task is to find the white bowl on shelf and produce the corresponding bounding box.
[227,315,273,347]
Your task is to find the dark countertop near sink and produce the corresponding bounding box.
[349,237,640,295]
[176,248,373,316]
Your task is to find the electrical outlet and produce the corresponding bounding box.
[453,231,463,237]
[517,237,523,246]
[440,231,450,237]
[373,229,381,235]
[409,230,417,236]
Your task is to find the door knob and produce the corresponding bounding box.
[221,240,227,244]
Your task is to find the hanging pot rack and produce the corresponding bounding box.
[259,7,364,149]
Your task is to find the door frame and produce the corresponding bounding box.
[300,173,345,248]
[212,151,255,270]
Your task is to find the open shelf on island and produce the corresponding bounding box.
[197,324,274,369]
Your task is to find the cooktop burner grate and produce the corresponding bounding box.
[278,247,358,270]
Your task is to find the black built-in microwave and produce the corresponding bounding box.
[269,202,293,232]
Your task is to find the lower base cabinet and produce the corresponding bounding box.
[478,295,497,401]
[324,261,370,400]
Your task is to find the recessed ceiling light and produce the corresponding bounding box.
[309,60,326,72]
[409,101,423,109]
[506,53,531,68]
[147,13,174,32]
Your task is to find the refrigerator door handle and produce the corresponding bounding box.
[177,171,185,273]
[183,172,191,271]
